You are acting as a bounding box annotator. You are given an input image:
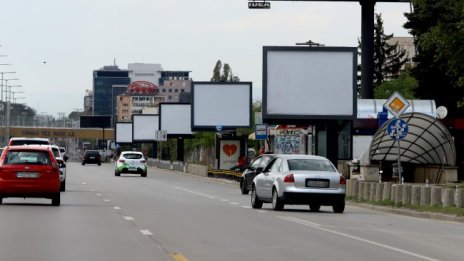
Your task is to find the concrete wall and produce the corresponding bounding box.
[147,158,208,177]
[347,180,464,209]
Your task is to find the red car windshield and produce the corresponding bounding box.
[4,151,51,165]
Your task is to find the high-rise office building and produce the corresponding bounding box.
[92,65,130,126]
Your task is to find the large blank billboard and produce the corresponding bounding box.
[132,114,159,141]
[115,122,132,143]
[192,82,252,130]
[159,103,193,136]
[263,46,357,123]
[80,115,111,128]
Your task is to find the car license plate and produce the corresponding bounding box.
[128,168,137,171]
[306,179,329,188]
[16,172,39,178]
[90,157,95,159]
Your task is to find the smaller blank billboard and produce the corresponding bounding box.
[263,46,357,123]
[160,103,193,136]
[115,122,133,143]
[192,82,252,130]
[132,114,159,141]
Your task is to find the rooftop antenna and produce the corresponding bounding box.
[113,58,117,66]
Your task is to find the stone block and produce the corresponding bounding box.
[431,187,442,206]
[352,181,358,199]
[363,183,371,201]
[382,182,392,201]
[358,182,365,201]
[395,184,404,205]
[455,189,464,208]
[402,185,412,205]
[420,186,431,206]
[411,186,421,205]
[369,183,376,202]
[442,189,454,208]
[375,183,383,202]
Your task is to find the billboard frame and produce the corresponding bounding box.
[159,103,194,138]
[262,46,357,124]
[191,81,252,131]
[131,114,159,142]
[115,122,133,144]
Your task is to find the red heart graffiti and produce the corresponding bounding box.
[223,144,237,157]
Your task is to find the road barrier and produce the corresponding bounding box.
[347,180,464,208]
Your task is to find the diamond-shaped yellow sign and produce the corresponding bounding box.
[384,92,410,117]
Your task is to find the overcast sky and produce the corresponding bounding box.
[0,0,412,117]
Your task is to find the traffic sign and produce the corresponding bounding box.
[155,130,167,141]
[255,124,268,140]
[384,92,410,117]
[387,119,408,140]
[216,125,223,132]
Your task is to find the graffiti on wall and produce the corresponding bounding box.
[273,135,305,154]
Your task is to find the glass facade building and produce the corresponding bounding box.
[93,66,130,126]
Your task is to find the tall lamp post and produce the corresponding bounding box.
[5,81,20,141]
[0,71,15,102]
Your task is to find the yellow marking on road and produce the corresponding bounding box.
[170,253,189,261]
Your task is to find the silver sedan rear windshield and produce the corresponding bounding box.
[288,159,336,172]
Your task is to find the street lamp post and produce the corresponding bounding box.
[0,71,15,102]
[5,82,21,141]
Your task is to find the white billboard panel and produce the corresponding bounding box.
[115,122,133,143]
[132,114,159,141]
[160,103,193,135]
[192,82,252,130]
[263,47,357,122]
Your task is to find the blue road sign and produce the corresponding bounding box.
[387,119,408,140]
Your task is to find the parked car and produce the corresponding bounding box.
[240,154,276,194]
[82,150,101,165]
[8,137,50,146]
[49,145,67,191]
[251,154,346,213]
[0,145,61,206]
[59,147,68,162]
[114,151,147,177]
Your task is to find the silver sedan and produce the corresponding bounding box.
[251,154,346,213]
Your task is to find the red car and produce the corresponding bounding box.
[0,145,61,206]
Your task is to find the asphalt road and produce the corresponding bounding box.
[1,162,464,261]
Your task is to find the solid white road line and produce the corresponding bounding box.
[279,216,439,261]
[174,186,216,200]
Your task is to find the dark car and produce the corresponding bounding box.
[240,154,276,194]
[82,150,101,166]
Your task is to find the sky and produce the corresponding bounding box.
[0,0,412,118]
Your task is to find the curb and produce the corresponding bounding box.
[348,201,464,223]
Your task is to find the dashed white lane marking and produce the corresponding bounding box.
[241,206,251,209]
[220,199,229,202]
[96,193,102,197]
[81,182,87,185]
[174,186,216,200]
[140,230,153,236]
[258,210,267,213]
[103,199,110,202]
[279,216,439,261]
[230,202,239,205]
[113,206,121,210]
[124,216,134,221]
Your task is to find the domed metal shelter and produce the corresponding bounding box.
[369,113,455,166]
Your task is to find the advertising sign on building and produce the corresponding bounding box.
[219,140,241,170]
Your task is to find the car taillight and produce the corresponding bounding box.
[119,159,125,163]
[140,160,146,163]
[340,176,346,185]
[284,174,294,183]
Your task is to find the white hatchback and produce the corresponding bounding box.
[114,151,147,177]
[251,154,346,213]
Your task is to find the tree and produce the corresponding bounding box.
[404,0,464,116]
[210,60,238,82]
[374,71,418,99]
[358,13,408,90]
